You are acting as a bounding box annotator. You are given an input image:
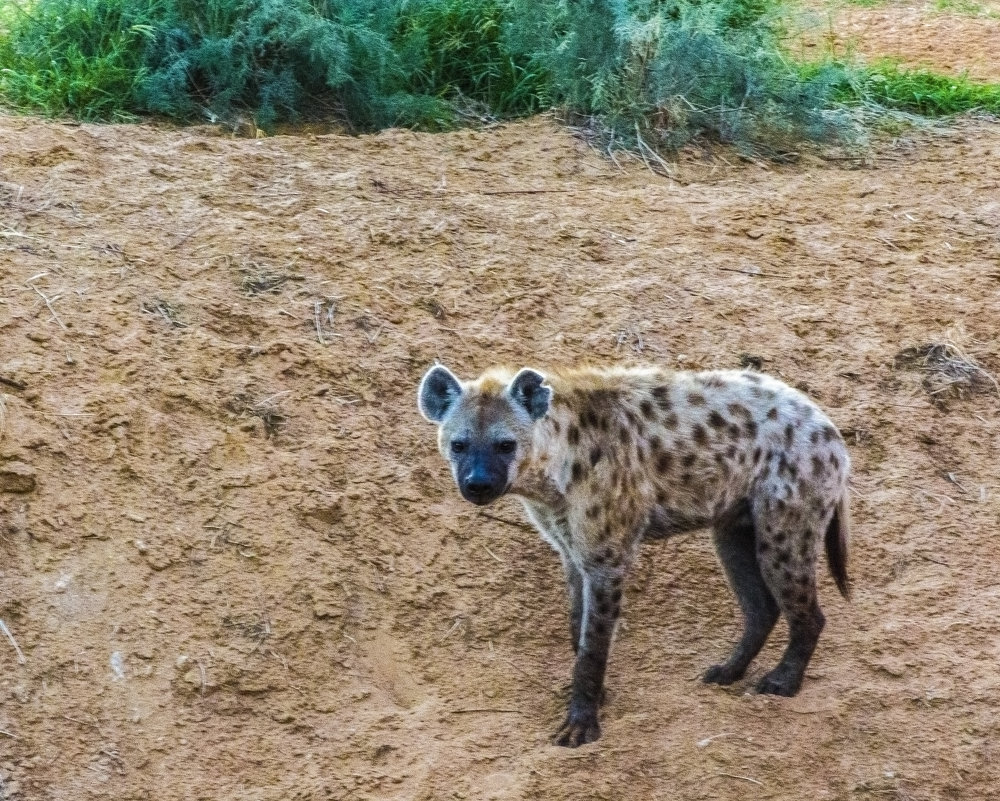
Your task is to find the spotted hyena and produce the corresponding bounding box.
[418,363,851,747]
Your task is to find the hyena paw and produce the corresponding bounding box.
[553,705,601,747]
[754,668,802,697]
[702,663,745,686]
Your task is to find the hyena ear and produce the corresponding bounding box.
[508,368,551,421]
[418,365,463,422]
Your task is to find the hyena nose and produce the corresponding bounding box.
[465,480,492,498]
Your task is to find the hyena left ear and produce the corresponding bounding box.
[418,364,463,422]
[508,368,551,420]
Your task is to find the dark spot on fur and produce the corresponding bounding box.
[753,447,762,464]
[649,435,662,452]
[726,445,737,459]
[592,620,608,636]
[758,540,771,552]
[699,374,727,389]
[590,446,603,467]
[727,403,751,419]
[810,430,820,445]
[767,407,779,420]
[785,423,795,447]
[745,419,758,438]
[586,503,601,519]
[811,456,825,477]
[652,386,671,410]
[681,472,693,484]
[682,452,697,468]
[618,426,630,445]
[727,423,741,440]
[552,419,561,434]
[656,452,673,474]
[640,400,655,420]
[692,424,708,446]
[708,410,727,429]
[688,392,707,406]
[568,425,580,445]
[664,412,679,429]
[823,425,837,443]
[830,454,840,470]
[775,549,790,565]
[611,588,622,604]
[571,460,586,482]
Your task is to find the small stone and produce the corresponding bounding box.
[0,462,36,493]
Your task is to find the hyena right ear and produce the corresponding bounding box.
[418,365,463,422]
[509,368,551,420]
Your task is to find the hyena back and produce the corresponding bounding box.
[418,363,851,747]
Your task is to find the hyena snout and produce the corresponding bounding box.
[461,479,500,505]
[456,448,510,505]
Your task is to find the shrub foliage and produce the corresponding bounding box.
[1,0,997,149]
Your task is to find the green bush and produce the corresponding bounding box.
[3,0,995,153]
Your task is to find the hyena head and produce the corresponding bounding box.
[418,364,551,506]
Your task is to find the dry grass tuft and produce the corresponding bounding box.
[228,390,290,437]
[234,256,301,295]
[894,329,999,402]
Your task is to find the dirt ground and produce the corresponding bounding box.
[1,99,1000,801]
[794,0,1000,81]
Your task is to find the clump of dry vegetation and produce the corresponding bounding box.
[895,329,999,403]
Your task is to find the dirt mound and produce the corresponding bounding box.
[1,113,999,799]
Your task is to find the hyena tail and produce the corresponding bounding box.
[825,494,851,600]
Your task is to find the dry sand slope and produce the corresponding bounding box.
[1,114,999,800]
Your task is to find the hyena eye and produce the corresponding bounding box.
[450,440,469,454]
[496,440,517,455]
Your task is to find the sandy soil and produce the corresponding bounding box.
[793,0,1000,81]
[1,110,999,801]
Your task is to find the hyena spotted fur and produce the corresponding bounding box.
[418,363,851,747]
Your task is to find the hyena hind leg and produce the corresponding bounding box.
[704,499,780,686]
[753,517,826,696]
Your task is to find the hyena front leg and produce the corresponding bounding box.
[565,564,584,653]
[554,549,625,747]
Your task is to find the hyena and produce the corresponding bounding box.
[418,363,851,747]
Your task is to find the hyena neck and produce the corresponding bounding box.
[509,415,569,508]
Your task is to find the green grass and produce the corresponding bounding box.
[848,60,1000,115]
[933,0,1000,17]
[0,0,159,120]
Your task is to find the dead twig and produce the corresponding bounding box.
[712,773,763,786]
[314,301,326,345]
[477,511,534,532]
[26,279,67,330]
[0,619,26,664]
[0,376,26,390]
[449,708,524,715]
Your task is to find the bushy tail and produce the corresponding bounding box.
[825,494,851,600]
